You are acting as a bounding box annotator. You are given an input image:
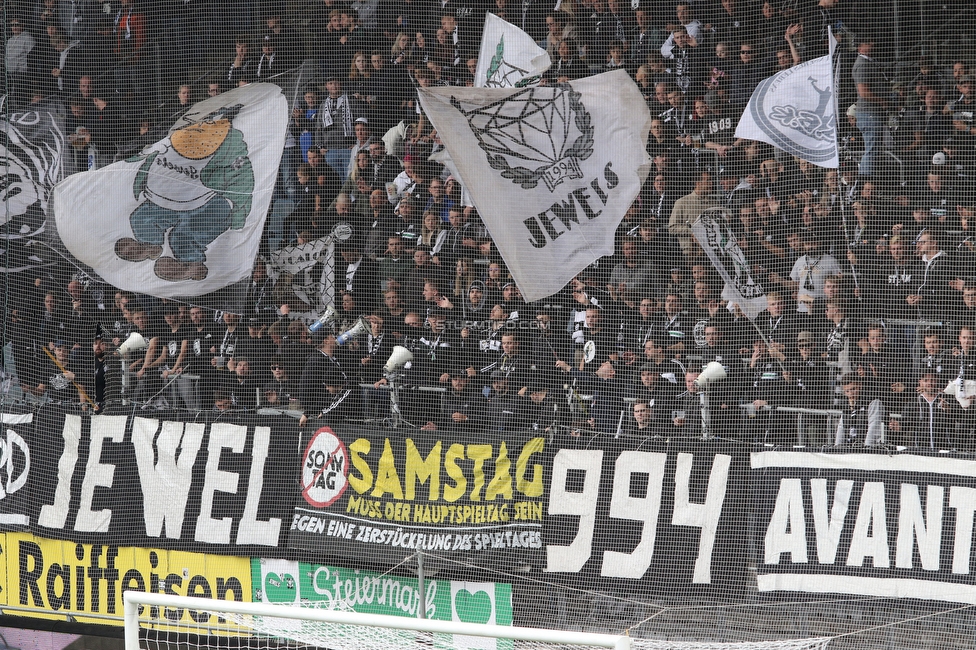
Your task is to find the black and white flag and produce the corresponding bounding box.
[0,96,65,272]
[419,71,651,302]
[734,48,838,168]
[266,223,353,322]
[692,207,767,320]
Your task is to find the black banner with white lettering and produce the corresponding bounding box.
[27,405,976,607]
[541,435,747,596]
[23,407,301,554]
[754,450,976,604]
[287,425,548,566]
[0,410,37,530]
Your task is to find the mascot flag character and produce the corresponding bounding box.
[52,83,288,300]
[114,103,254,282]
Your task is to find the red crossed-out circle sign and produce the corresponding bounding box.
[301,426,350,507]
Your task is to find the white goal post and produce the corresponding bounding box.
[122,591,634,650]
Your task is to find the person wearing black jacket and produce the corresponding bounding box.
[356,313,395,416]
[856,324,910,408]
[364,140,401,188]
[233,315,276,384]
[227,35,255,87]
[785,330,831,407]
[745,338,794,446]
[909,229,953,322]
[420,370,485,433]
[698,321,743,439]
[481,331,531,392]
[229,356,262,410]
[35,340,84,405]
[485,369,523,433]
[543,38,589,83]
[834,374,886,447]
[262,356,297,409]
[919,327,950,378]
[298,330,355,426]
[184,305,215,407]
[90,88,130,167]
[868,234,916,324]
[411,308,465,386]
[263,10,303,71]
[625,399,667,437]
[628,361,676,406]
[758,291,798,354]
[528,308,571,372]
[78,328,119,413]
[665,368,706,438]
[890,371,956,450]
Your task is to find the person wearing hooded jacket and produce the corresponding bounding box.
[463,279,488,321]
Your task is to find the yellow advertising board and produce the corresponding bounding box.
[0,532,251,627]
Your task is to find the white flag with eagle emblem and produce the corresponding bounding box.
[420,70,651,302]
[474,13,551,88]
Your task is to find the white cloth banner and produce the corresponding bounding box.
[474,13,551,88]
[0,96,64,271]
[734,53,839,168]
[53,83,288,298]
[419,70,651,302]
[267,236,332,318]
[691,207,767,320]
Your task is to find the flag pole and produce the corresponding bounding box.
[728,301,788,374]
[829,28,861,296]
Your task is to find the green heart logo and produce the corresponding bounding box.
[454,589,492,625]
[264,571,298,603]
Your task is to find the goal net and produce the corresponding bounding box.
[123,591,634,650]
[123,592,832,650]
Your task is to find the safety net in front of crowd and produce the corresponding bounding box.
[2,1,976,648]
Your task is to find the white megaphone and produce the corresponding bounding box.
[337,317,370,346]
[117,332,148,356]
[384,346,413,373]
[694,361,728,388]
[308,305,339,333]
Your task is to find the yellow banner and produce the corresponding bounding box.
[0,532,251,627]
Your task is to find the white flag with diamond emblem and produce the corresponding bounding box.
[419,70,651,302]
[474,13,551,88]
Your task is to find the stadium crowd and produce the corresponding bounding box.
[4,0,976,449]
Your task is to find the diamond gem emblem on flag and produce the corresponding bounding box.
[452,84,594,192]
